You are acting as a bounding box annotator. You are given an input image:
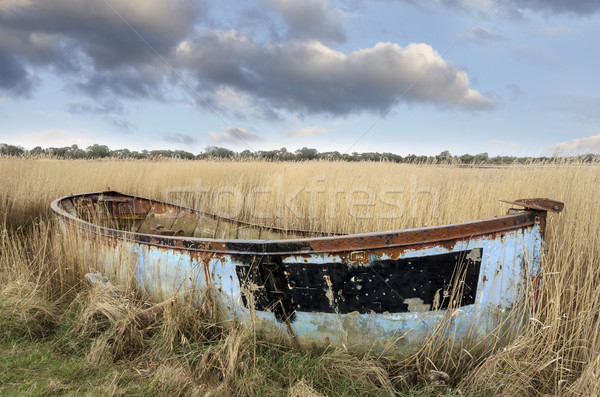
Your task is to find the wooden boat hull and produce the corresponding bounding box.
[51,191,563,355]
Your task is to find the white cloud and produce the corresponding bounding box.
[533,26,571,37]
[207,126,262,144]
[4,129,97,149]
[288,126,329,136]
[261,0,348,42]
[178,36,497,115]
[467,27,505,42]
[550,133,600,154]
[487,139,523,152]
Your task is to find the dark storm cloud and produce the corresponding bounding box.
[74,67,167,100]
[0,52,39,98]
[0,0,203,99]
[177,32,497,115]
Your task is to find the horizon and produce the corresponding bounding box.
[0,138,600,159]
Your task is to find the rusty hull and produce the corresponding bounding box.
[51,191,563,356]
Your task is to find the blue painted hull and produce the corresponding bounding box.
[52,191,561,356]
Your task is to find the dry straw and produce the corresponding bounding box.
[0,156,599,395]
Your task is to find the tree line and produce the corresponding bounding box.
[0,143,597,164]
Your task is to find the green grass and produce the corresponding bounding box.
[0,336,483,397]
[0,288,491,397]
[0,337,153,396]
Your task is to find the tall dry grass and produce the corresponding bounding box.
[0,156,599,395]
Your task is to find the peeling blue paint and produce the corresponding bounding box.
[80,223,543,356]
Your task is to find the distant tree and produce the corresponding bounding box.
[436,150,452,162]
[474,152,489,163]
[258,149,279,160]
[382,152,402,163]
[460,154,474,164]
[580,154,596,163]
[110,148,132,159]
[30,146,45,156]
[489,155,516,165]
[361,152,382,162]
[295,147,318,161]
[278,147,295,161]
[203,146,235,159]
[67,144,87,159]
[405,154,417,163]
[344,152,360,162]
[240,149,254,158]
[319,151,342,161]
[0,141,571,165]
[130,151,145,159]
[0,144,25,156]
[173,150,195,160]
[86,144,110,158]
[149,150,174,159]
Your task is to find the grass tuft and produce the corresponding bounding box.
[0,280,59,340]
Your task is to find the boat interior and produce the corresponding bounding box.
[58,191,330,240]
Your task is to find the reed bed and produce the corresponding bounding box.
[0,157,599,396]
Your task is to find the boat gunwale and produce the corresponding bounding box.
[51,190,543,255]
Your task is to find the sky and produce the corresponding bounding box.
[0,0,599,157]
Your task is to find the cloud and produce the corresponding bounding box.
[506,83,523,100]
[68,101,124,115]
[533,26,571,37]
[207,126,262,144]
[261,0,347,42]
[107,117,137,132]
[68,100,137,132]
[549,93,600,124]
[466,27,505,42]
[487,139,523,152]
[0,0,203,99]
[0,52,39,98]
[178,34,497,115]
[393,0,600,16]
[162,133,197,145]
[0,0,495,120]
[550,133,600,154]
[288,126,329,136]
[193,86,283,121]
[4,128,97,149]
[513,0,600,16]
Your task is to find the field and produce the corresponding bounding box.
[1,157,599,396]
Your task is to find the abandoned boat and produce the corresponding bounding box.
[51,191,563,355]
